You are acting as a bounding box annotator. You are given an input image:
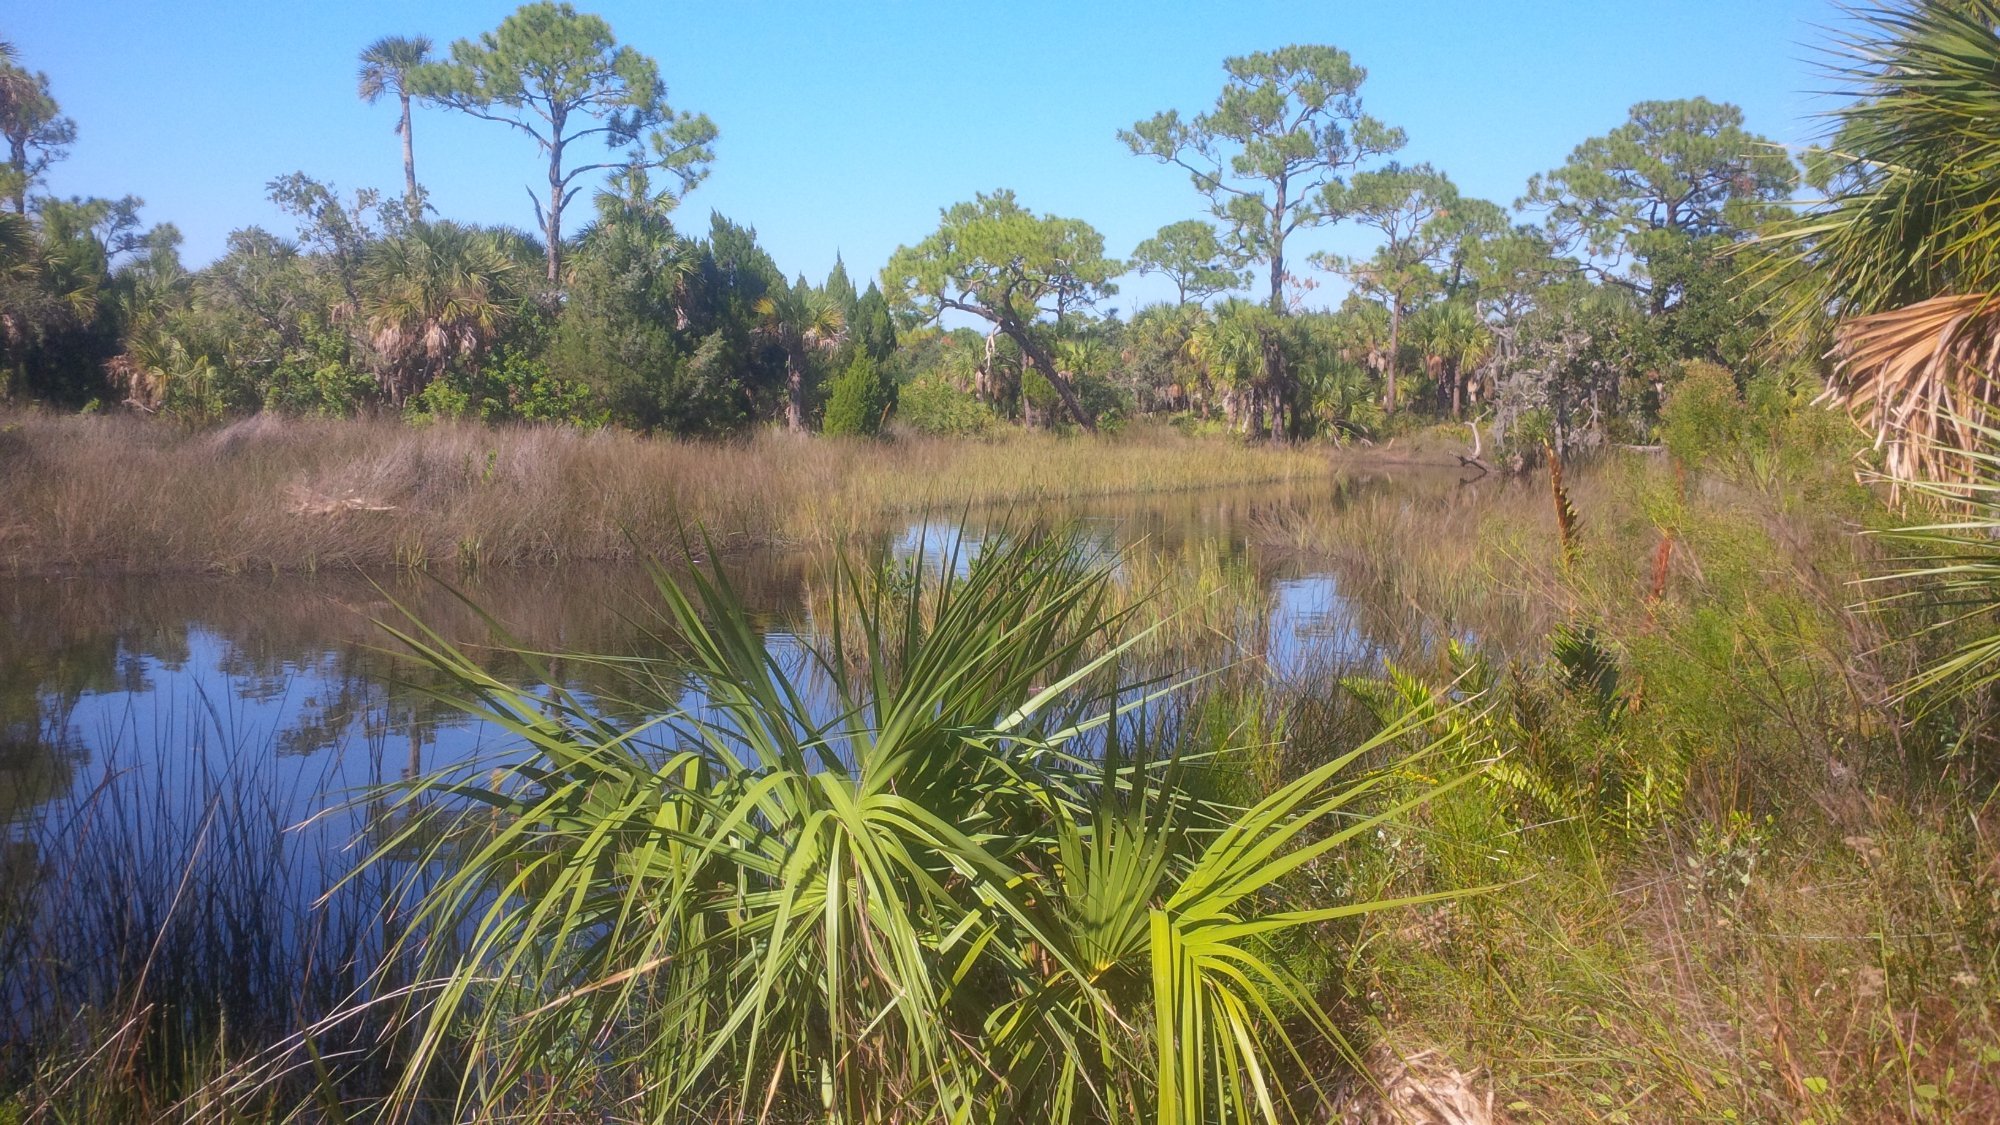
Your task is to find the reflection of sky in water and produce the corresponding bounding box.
[4,476,1521,1004]
[0,473,1555,1032]
[891,515,1122,576]
[1263,575,1366,683]
[5,546,1413,842]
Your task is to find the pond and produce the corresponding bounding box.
[0,465,1545,1038]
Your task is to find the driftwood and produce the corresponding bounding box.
[1456,420,1494,476]
[285,485,398,516]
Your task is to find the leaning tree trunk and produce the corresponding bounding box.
[1004,322,1096,433]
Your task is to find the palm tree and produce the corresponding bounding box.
[1771,2,2000,706]
[1773,0,2000,488]
[358,221,525,404]
[1191,299,1283,437]
[357,35,433,222]
[1410,299,1492,419]
[754,279,846,433]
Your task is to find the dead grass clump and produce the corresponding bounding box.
[1331,1046,1496,1125]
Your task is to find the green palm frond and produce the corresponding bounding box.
[356,34,432,104]
[1766,1,2000,486]
[1862,412,2000,702]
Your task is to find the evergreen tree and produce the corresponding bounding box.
[822,353,895,436]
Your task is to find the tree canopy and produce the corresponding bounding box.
[1522,97,1796,303]
[1130,219,1245,306]
[0,55,76,215]
[883,190,1119,430]
[413,2,717,281]
[1122,45,1404,313]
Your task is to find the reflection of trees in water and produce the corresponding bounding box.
[0,599,129,823]
[0,471,1580,1078]
[0,553,820,756]
[0,470,1559,820]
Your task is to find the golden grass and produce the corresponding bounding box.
[0,412,1333,575]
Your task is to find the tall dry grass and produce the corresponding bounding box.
[0,412,1333,575]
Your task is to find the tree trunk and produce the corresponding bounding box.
[1003,321,1095,433]
[1267,236,1287,315]
[1384,301,1402,413]
[399,91,420,220]
[544,140,565,283]
[7,137,25,214]
[1261,329,1288,441]
[1267,184,1288,315]
[1449,355,1463,420]
[785,350,807,433]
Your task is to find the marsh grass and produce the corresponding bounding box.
[9,402,2000,1122]
[1311,442,2000,1121]
[0,411,1332,576]
[0,688,412,1123]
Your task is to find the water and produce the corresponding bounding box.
[0,468,1533,1036]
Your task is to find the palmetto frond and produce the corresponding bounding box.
[0,211,32,277]
[358,220,525,402]
[1862,412,2000,700]
[346,533,1479,1123]
[754,283,847,352]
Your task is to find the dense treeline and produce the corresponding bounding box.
[0,5,1813,455]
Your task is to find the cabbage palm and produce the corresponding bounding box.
[358,221,527,404]
[349,533,1476,1123]
[1775,2,2000,704]
[356,35,433,221]
[1409,299,1492,418]
[1192,299,1284,437]
[1776,0,2000,487]
[754,280,846,432]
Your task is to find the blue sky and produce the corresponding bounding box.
[11,0,1839,312]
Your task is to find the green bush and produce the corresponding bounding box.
[895,370,997,436]
[1658,360,1741,462]
[822,355,895,437]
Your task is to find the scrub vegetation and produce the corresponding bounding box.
[6,2,2000,1122]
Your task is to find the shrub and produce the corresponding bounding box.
[822,354,895,437]
[355,535,1472,1122]
[896,370,998,436]
[1659,360,1741,462]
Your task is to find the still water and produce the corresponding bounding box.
[0,469,1530,1031]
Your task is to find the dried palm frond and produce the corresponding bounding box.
[1829,292,2000,493]
[1331,1046,1495,1125]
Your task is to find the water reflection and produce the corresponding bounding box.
[1,466,1578,1043]
[0,470,1535,830]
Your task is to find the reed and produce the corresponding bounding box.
[0,411,1332,576]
